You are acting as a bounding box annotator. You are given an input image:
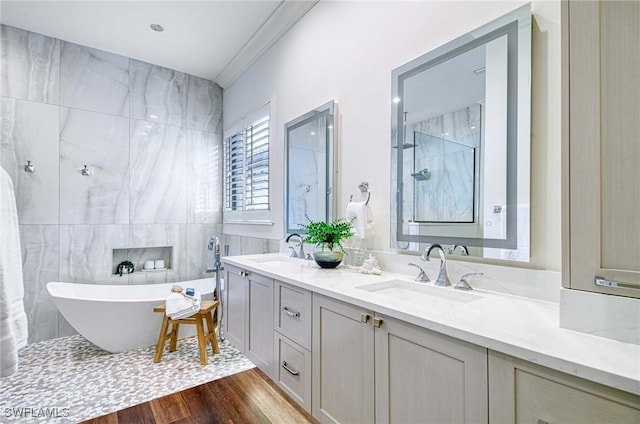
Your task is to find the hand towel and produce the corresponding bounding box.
[165,289,201,320]
[346,201,375,239]
[0,167,28,377]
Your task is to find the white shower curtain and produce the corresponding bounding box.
[0,167,28,377]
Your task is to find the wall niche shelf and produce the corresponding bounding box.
[112,246,173,276]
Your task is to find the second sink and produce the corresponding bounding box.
[357,279,481,304]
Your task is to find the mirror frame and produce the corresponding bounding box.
[284,100,336,236]
[391,4,531,251]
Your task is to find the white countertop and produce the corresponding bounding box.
[222,253,640,396]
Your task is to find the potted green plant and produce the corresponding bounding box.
[302,219,354,268]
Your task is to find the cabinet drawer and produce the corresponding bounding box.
[275,281,311,350]
[274,332,312,414]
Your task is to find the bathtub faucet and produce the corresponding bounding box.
[206,235,224,342]
[207,235,221,272]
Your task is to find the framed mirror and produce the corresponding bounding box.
[285,100,336,235]
[391,4,531,261]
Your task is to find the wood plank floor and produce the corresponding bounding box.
[82,368,318,424]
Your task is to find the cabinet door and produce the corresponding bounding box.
[489,351,640,423]
[245,272,274,378]
[312,294,374,424]
[565,0,640,297]
[224,265,246,351]
[375,315,488,424]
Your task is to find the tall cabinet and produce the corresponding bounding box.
[564,0,640,298]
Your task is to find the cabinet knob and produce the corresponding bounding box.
[239,270,250,277]
[537,420,549,424]
[360,313,370,323]
[372,317,383,328]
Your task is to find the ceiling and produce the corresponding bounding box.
[0,0,316,88]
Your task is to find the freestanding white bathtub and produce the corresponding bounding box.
[46,278,215,353]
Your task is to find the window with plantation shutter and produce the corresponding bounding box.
[224,103,271,219]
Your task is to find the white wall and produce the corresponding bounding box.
[223,0,562,271]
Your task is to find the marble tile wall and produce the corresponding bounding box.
[0,24,238,344]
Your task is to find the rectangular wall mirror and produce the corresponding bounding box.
[285,100,336,235]
[391,4,531,262]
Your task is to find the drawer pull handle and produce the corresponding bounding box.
[372,317,383,328]
[282,361,300,376]
[239,270,250,277]
[595,276,639,290]
[360,313,370,323]
[537,420,548,424]
[282,307,300,318]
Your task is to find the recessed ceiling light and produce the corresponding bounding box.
[150,24,164,32]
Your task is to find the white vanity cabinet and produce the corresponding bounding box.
[489,351,640,423]
[223,264,275,378]
[312,294,488,424]
[273,281,313,413]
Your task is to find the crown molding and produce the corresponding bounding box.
[214,0,318,88]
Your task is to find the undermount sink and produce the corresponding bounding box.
[357,279,482,303]
[248,256,303,268]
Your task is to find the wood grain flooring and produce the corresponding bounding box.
[82,368,318,424]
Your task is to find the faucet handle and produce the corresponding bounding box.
[289,246,299,258]
[408,263,430,283]
[454,272,483,291]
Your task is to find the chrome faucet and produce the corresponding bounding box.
[449,244,469,256]
[423,243,451,287]
[454,272,483,291]
[408,263,430,283]
[206,235,224,341]
[286,233,305,259]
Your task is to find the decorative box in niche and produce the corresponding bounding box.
[112,246,173,276]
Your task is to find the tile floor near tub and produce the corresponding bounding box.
[0,335,255,423]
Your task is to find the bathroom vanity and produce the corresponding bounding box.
[223,254,640,424]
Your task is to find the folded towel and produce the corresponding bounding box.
[165,289,201,320]
[0,167,28,377]
[346,201,375,239]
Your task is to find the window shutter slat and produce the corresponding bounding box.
[224,109,270,212]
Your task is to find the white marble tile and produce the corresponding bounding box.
[0,25,60,104]
[187,75,222,133]
[187,129,223,224]
[59,108,130,224]
[130,60,187,127]
[130,120,187,224]
[0,97,59,224]
[19,225,59,343]
[129,224,186,282]
[186,224,222,280]
[60,41,129,117]
[560,288,640,345]
[58,313,78,338]
[59,225,130,284]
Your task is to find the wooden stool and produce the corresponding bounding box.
[153,300,220,365]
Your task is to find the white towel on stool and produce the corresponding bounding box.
[0,167,28,377]
[165,290,201,320]
[346,201,375,239]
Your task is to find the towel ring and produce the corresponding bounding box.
[349,191,371,205]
